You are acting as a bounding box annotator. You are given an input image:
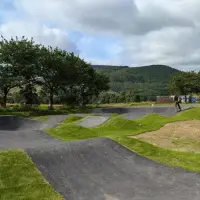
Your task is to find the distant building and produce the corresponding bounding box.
[156,96,174,103]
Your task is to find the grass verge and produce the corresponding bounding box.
[0,150,63,200]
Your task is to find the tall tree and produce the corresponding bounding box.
[0,36,41,105]
[169,71,199,98]
[58,54,110,106]
[67,56,110,106]
[38,46,71,109]
[0,64,20,107]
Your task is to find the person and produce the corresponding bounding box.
[174,94,182,112]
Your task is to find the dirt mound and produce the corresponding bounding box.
[134,120,200,152]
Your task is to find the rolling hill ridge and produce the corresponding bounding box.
[92,64,181,99]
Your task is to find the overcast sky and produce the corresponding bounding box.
[0,0,200,71]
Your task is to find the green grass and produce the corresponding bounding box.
[47,107,200,172]
[31,116,50,121]
[0,104,93,118]
[0,150,63,200]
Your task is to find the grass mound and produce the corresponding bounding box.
[47,115,96,140]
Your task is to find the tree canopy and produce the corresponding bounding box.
[169,71,200,96]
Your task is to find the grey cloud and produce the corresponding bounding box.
[117,26,200,70]
[14,0,194,36]
[67,0,194,35]
[0,20,79,53]
[4,0,200,70]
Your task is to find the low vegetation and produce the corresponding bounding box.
[0,104,93,118]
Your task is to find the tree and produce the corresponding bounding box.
[134,95,141,102]
[37,46,70,109]
[0,36,42,106]
[169,71,200,100]
[0,64,20,107]
[60,54,110,106]
[169,72,189,95]
[0,35,110,108]
[20,83,39,105]
[91,72,110,99]
[97,91,119,104]
[68,56,96,106]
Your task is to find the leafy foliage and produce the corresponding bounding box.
[0,64,20,107]
[169,71,200,96]
[0,36,110,108]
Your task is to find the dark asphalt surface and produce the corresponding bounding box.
[0,115,67,149]
[27,138,200,200]
[0,108,200,200]
[78,116,110,128]
[93,106,191,119]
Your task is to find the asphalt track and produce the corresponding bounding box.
[93,106,191,119]
[78,116,110,128]
[1,107,200,200]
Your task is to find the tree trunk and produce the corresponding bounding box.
[49,90,54,110]
[2,88,8,108]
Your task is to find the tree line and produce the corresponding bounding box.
[96,70,200,104]
[0,36,110,109]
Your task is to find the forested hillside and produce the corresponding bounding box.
[92,64,180,101]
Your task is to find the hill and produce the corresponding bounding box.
[92,65,181,100]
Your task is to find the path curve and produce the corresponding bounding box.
[93,106,191,119]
